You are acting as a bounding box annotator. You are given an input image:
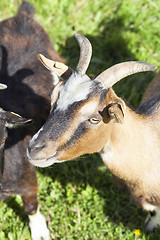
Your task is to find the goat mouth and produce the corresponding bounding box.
[27,148,62,168]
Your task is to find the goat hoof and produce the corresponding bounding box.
[29,210,50,240]
[145,212,160,233]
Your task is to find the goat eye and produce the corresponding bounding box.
[89,118,101,124]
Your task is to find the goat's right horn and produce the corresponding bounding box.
[95,61,157,89]
[0,83,7,90]
[74,33,92,76]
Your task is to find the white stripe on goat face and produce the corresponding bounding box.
[56,72,94,111]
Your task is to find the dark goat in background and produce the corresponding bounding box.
[0,2,64,239]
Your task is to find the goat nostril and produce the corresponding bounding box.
[29,141,46,151]
[27,142,46,159]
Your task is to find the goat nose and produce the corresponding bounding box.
[30,141,45,149]
[28,141,46,155]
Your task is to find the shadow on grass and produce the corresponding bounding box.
[4,196,28,223]
[38,156,146,231]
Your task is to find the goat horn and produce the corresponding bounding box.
[38,54,73,79]
[95,61,157,88]
[38,54,68,74]
[0,83,7,90]
[74,33,92,75]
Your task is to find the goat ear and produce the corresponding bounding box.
[107,99,125,123]
[0,111,33,128]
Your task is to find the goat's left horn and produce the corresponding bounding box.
[0,83,7,89]
[38,54,73,79]
[38,54,68,74]
[95,61,157,88]
[74,33,92,75]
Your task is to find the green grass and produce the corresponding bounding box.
[1,0,160,239]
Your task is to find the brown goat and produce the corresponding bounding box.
[0,2,64,239]
[27,34,160,232]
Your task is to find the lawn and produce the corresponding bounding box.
[0,0,160,239]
